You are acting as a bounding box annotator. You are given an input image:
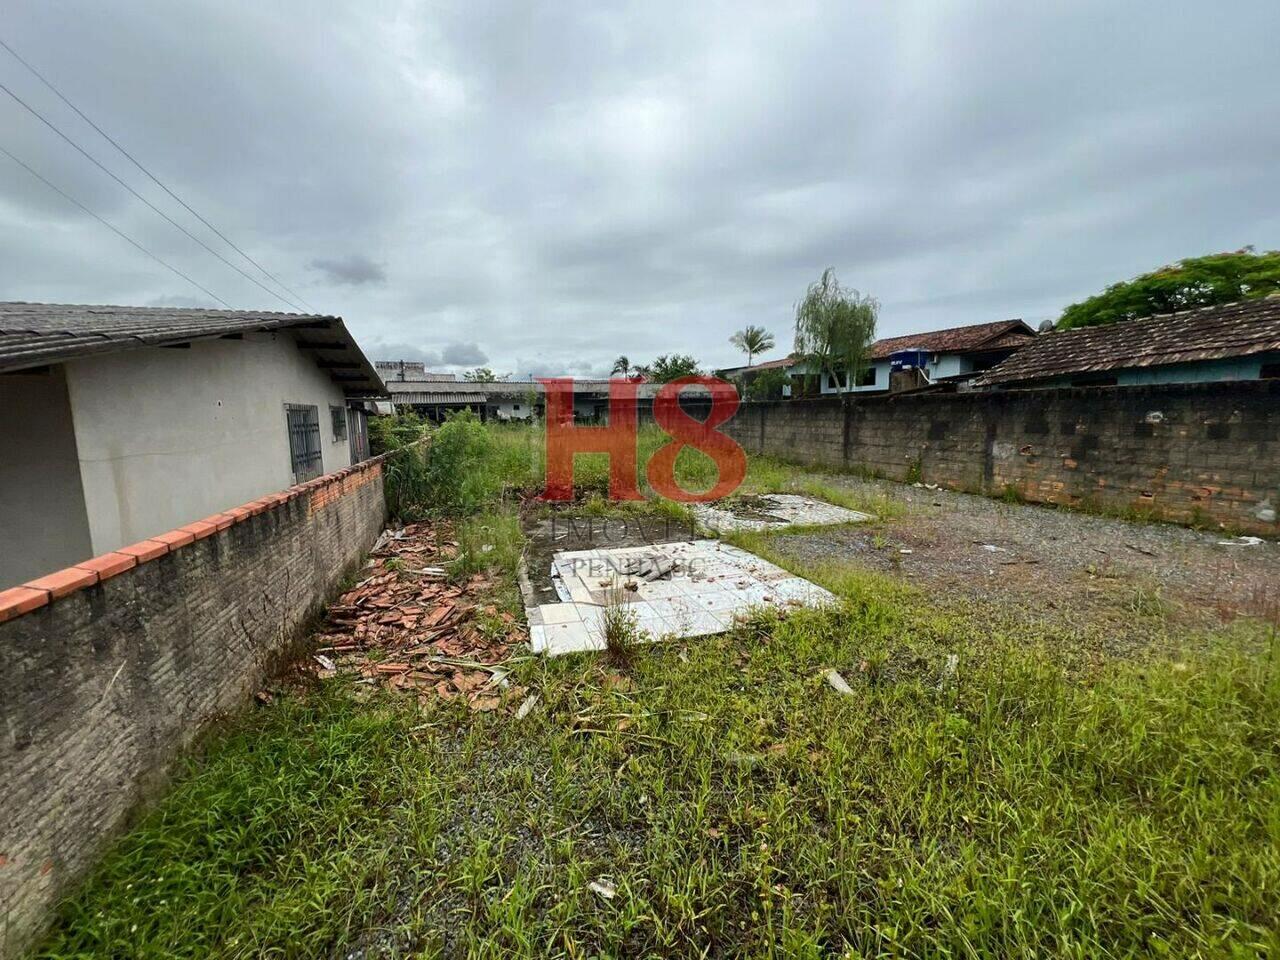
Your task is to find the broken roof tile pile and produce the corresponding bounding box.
[867,319,1034,360]
[301,521,526,711]
[977,296,1280,386]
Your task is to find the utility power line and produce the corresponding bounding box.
[0,78,305,311]
[0,34,314,310]
[0,143,232,307]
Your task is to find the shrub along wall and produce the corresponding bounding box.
[0,454,390,956]
[723,380,1280,534]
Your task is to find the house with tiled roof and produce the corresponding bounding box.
[975,297,1280,389]
[795,318,1035,396]
[0,302,384,586]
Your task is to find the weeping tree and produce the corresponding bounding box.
[729,325,776,365]
[793,268,878,403]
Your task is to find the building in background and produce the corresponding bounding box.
[378,371,629,422]
[374,360,457,383]
[714,355,798,398]
[975,297,1280,389]
[0,303,384,586]
[790,319,1036,396]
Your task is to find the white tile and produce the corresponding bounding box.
[527,538,836,656]
[539,602,589,625]
[540,620,607,656]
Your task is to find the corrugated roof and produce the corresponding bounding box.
[387,380,503,396]
[391,391,489,405]
[387,378,703,405]
[0,302,386,395]
[716,355,799,377]
[867,319,1034,360]
[975,296,1280,386]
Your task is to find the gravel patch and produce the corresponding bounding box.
[770,475,1280,637]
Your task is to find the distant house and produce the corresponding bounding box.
[794,319,1036,396]
[384,379,540,421]
[0,303,384,587]
[714,355,798,396]
[374,360,458,383]
[379,373,705,422]
[975,297,1280,389]
[382,375,615,422]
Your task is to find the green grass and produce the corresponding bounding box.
[32,420,1280,958]
[36,599,1280,958]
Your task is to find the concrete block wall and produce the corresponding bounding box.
[723,381,1280,534]
[0,454,391,956]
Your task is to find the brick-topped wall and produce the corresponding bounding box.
[0,455,390,956]
[723,381,1279,534]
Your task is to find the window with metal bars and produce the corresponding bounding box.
[285,404,322,482]
[331,404,347,441]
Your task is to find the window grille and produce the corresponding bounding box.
[285,404,322,481]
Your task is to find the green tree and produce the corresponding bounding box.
[1057,248,1280,330]
[744,366,788,401]
[644,354,703,383]
[729,325,775,365]
[793,268,877,402]
[463,367,501,382]
[611,355,632,377]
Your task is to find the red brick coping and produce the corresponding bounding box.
[0,449,403,624]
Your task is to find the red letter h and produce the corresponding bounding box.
[538,378,644,501]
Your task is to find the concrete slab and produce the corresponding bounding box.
[527,539,835,656]
[692,493,871,533]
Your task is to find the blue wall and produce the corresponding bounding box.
[1041,353,1279,388]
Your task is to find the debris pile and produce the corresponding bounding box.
[303,521,526,711]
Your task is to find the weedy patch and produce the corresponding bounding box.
[600,587,641,669]
[34,420,1280,960]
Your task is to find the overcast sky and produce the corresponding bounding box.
[2,1,1278,377]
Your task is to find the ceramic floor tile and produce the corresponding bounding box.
[528,538,836,656]
[539,602,589,625]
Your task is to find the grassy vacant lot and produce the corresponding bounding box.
[35,419,1280,959]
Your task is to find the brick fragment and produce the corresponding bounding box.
[151,529,196,549]
[117,539,169,562]
[74,552,137,581]
[26,566,97,599]
[0,586,50,622]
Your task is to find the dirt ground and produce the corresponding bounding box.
[768,475,1280,639]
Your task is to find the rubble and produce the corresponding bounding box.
[691,493,871,533]
[298,521,526,711]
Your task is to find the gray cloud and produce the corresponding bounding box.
[365,340,440,365]
[2,1,1278,375]
[440,341,488,366]
[308,255,387,286]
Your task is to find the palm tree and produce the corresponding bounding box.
[611,355,631,377]
[729,325,776,366]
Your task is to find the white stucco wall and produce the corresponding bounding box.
[0,367,94,586]
[63,332,352,554]
[790,360,890,394]
[492,400,534,421]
